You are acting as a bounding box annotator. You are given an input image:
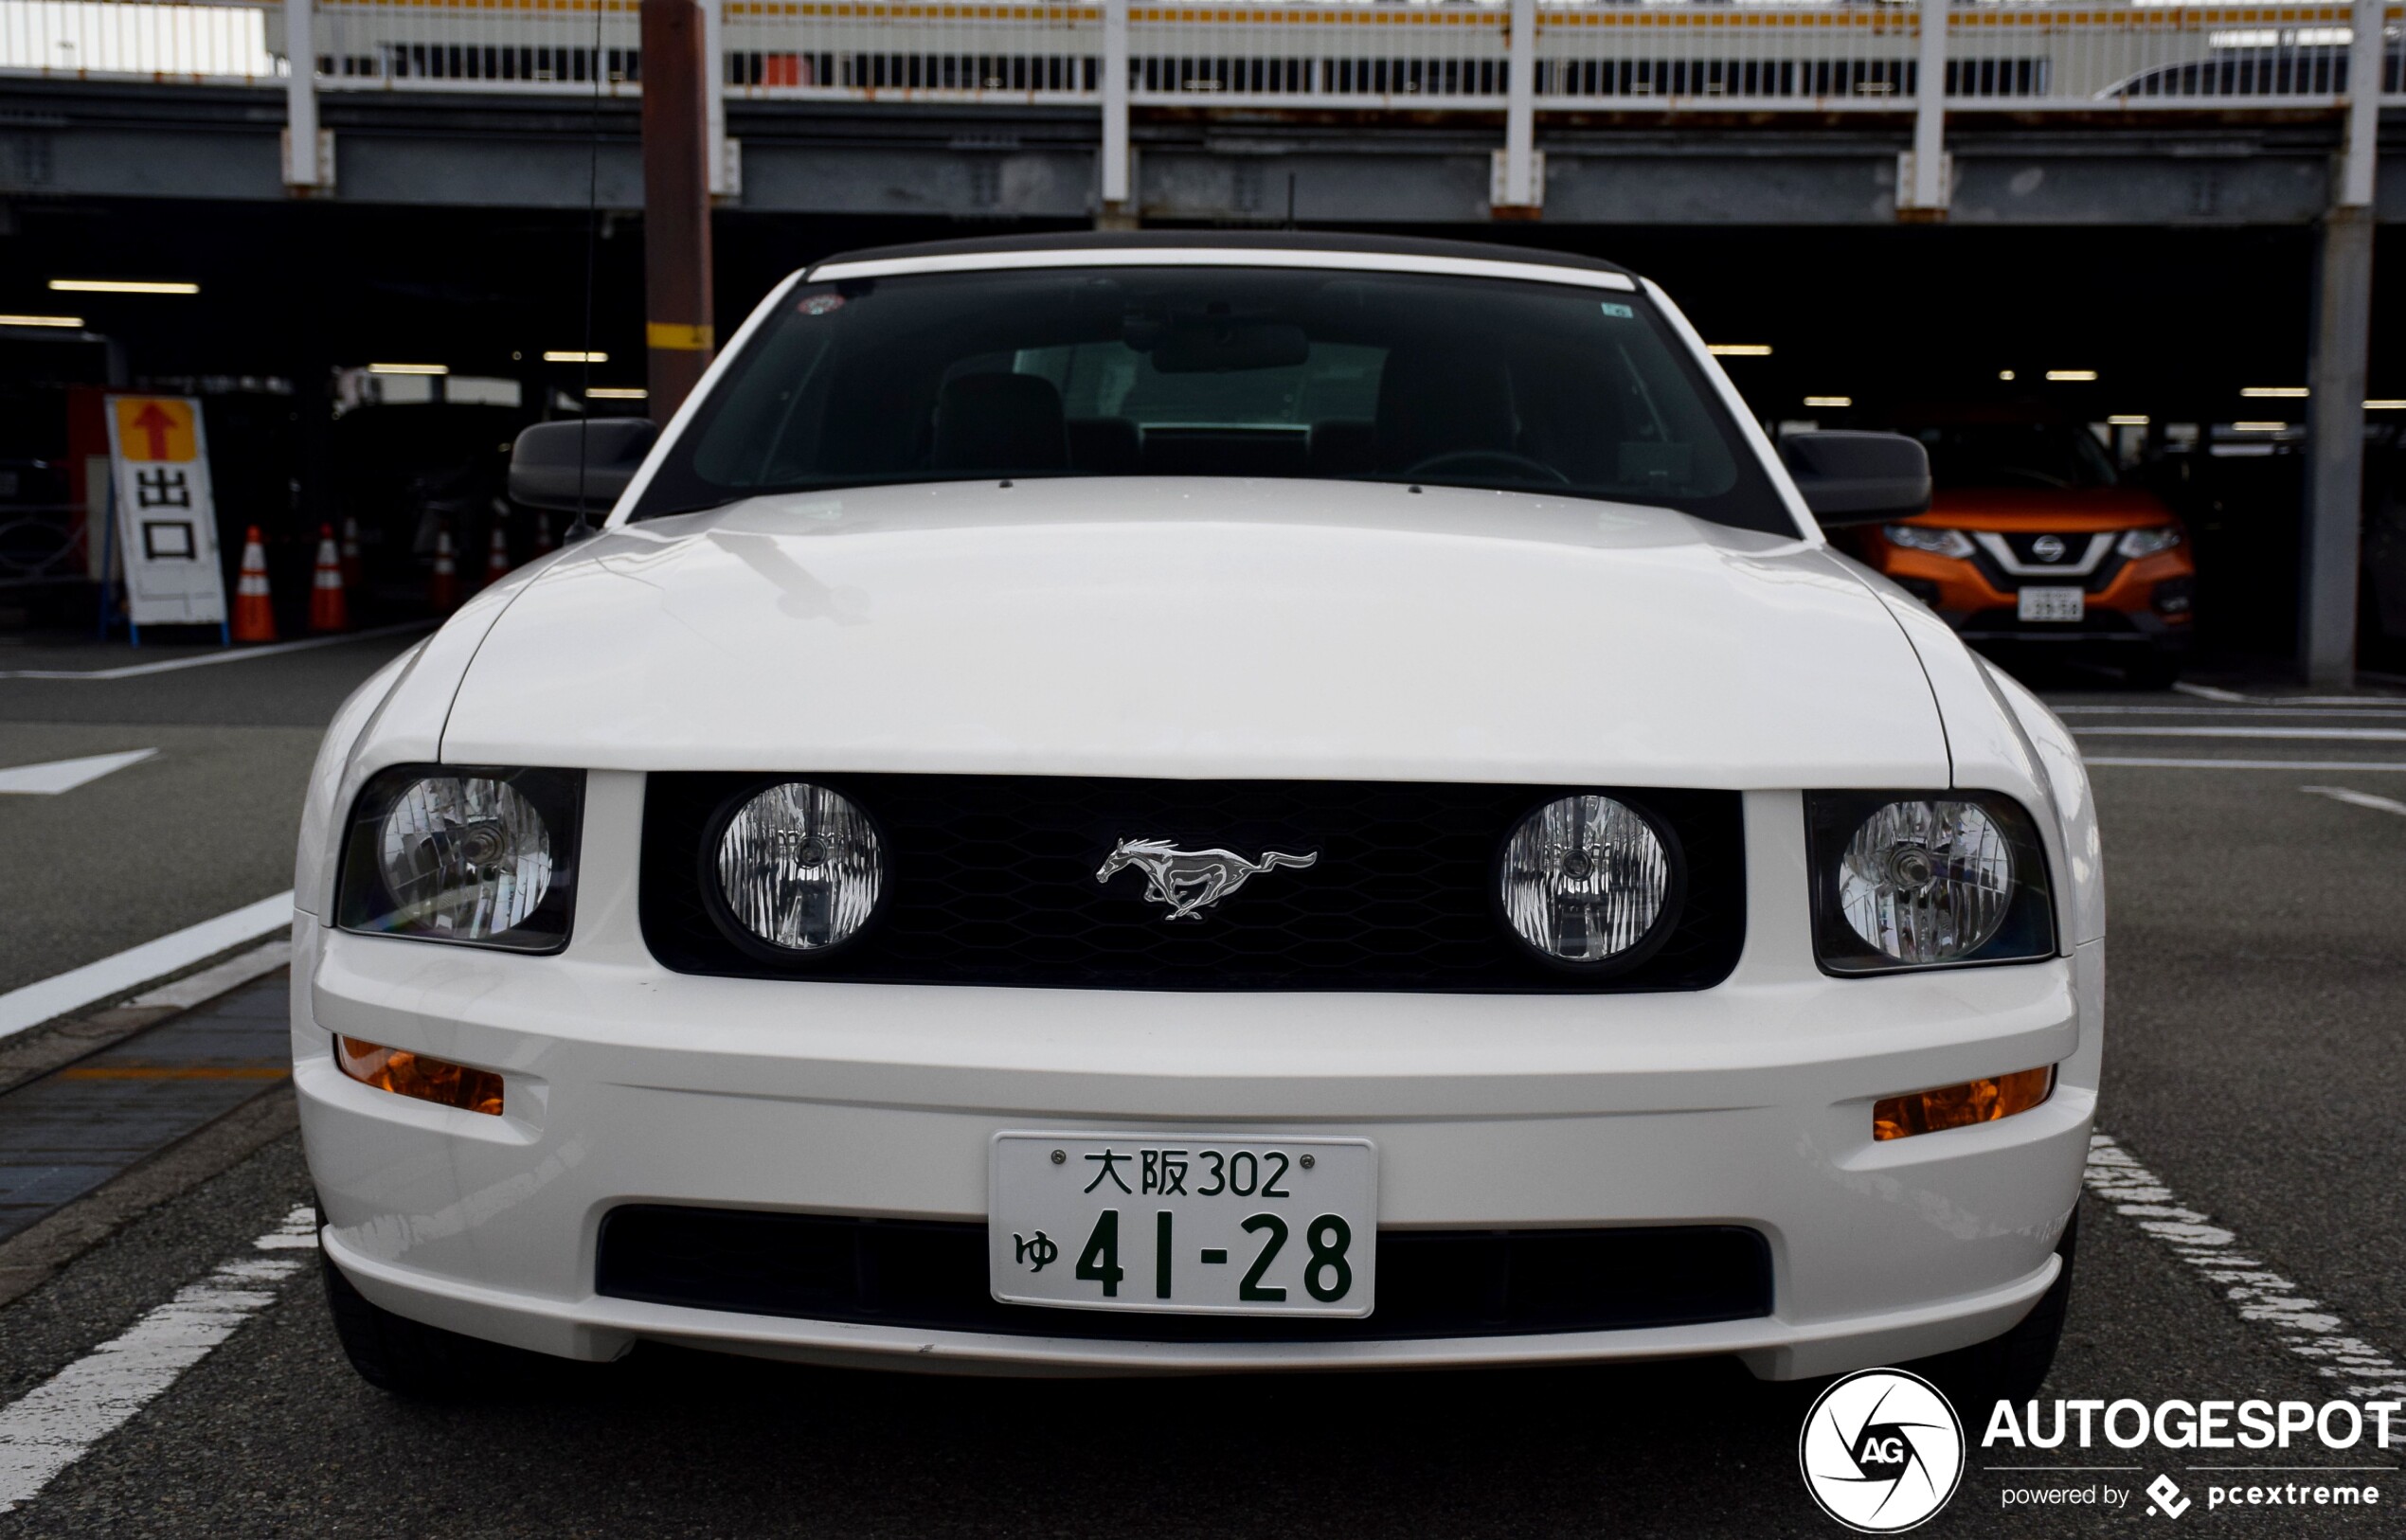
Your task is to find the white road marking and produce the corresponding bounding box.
[0,891,295,1042]
[2172,683,2406,707]
[2084,758,2406,772]
[2085,1135,2406,1400]
[2301,785,2406,817]
[2074,726,2406,743]
[2053,705,2406,720]
[0,749,156,796]
[0,1205,315,1514]
[0,622,429,681]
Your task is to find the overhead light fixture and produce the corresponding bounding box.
[544,349,607,364]
[0,313,84,329]
[1708,344,1772,357]
[1803,396,1853,408]
[2045,369,2099,383]
[49,278,200,295]
[2240,385,2308,398]
[2366,400,2406,411]
[1998,369,2017,382]
[368,363,449,376]
[2231,421,2289,432]
[586,386,648,400]
[2107,415,2149,426]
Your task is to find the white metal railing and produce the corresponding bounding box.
[0,0,2397,109]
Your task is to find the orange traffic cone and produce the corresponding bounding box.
[530,515,556,557]
[338,515,364,590]
[428,525,458,613]
[309,523,350,633]
[232,526,277,643]
[483,523,512,587]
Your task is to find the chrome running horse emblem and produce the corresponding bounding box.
[1095,837,1320,922]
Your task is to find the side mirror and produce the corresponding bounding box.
[1780,431,1931,526]
[509,419,658,514]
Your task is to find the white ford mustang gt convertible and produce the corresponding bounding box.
[295,233,2101,1403]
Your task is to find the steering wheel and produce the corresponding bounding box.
[1404,449,1571,486]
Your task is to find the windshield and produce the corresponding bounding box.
[631,265,1795,534]
[1912,422,2121,491]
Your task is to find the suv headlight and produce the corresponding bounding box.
[2116,526,2182,559]
[336,765,584,952]
[1805,792,2056,975]
[1883,525,1975,559]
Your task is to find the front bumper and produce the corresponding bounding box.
[296,785,2099,1379]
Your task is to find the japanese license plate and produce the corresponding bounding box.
[2018,585,2086,622]
[989,1133,1377,1317]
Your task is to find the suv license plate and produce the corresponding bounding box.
[989,1133,1377,1317]
[2019,585,2086,622]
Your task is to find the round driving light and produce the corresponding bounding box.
[1839,799,2013,964]
[1498,795,1673,965]
[713,781,885,953]
[377,776,553,940]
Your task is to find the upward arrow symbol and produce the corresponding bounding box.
[130,403,177,460]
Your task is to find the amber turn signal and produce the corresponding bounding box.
[335,1035,504,1117]
[1873,1065,2053,1141]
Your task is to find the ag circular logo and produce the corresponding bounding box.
[1798,1368,1966,1532]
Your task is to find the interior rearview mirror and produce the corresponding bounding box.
[509,419,659,514]
[1779,430,1932,526]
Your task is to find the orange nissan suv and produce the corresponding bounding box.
[1850,417,2196,686]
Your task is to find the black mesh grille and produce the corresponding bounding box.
[639,775,1744,993]
[596,1206,1773,1342]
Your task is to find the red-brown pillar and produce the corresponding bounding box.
[640,0,714,415]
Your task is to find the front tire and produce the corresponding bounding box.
[322,1249,555,1399]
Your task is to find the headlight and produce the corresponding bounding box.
[336,766,583,952]
[2117,526,2182,559]
[1883,525,1975,559]
[708,780,886,955]
[1498,794,1679,968]
[1805,792,2056,975]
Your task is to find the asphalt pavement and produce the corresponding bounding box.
[0,639,2399,1537]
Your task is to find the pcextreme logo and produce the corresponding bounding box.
[1798,1369,1967,1532]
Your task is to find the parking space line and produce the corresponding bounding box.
[2074,726,2406,743]
[0,1205,315,1514]
[0,622,430,681]
[2300,786,2406,817]
[2085,1134,2406,1401]
[0,893,294,1043]
[2084,759,2406,772]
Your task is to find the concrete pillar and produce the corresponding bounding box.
[2298,0,2383,685]
[641,0,716,416]
[1898,0,1948,217]
[1496,0,1540,214]
[703,0,739,202]
[281,0,329,191]
[1097,0,1133,227]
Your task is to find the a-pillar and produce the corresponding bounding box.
[2298,0,2383,685]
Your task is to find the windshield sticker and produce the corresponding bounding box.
[1600,302,1636,319]
[798,293,847,317]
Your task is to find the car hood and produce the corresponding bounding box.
[438,478,1950,787]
